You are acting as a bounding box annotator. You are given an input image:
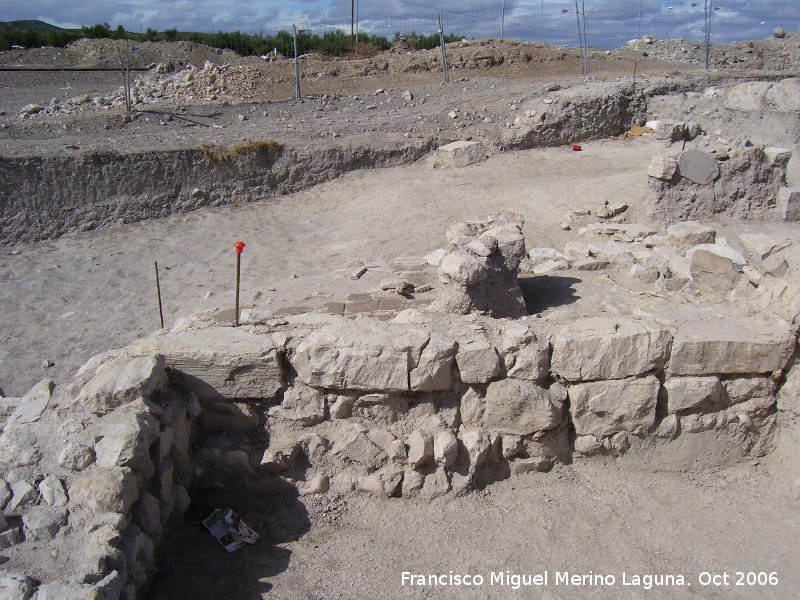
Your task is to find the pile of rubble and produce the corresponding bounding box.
[0,213,796,597]
[18,61,272,119]
[624,31,800,70]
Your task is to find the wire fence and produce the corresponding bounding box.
[3,1,797,59]
[222,0,799,55]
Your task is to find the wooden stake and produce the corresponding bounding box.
[154,261,164,329]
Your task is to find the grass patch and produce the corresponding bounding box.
[198,139,283,163]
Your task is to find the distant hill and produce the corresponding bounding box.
[0,20,63,31]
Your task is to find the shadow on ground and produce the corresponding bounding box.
[149,487,310,600]
[519,275,581,314]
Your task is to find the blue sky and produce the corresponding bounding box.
[2,0,798,48]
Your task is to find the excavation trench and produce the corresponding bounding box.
[0,85,646,245]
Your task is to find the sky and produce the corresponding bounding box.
[2,0,799,48]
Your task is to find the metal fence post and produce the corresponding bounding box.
[501,0,506,39]
[705,0,711,71]
[581,0,589,76]
[293,24,301,100]
[438,12,450,84]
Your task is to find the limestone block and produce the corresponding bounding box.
[131,328,281,400]
[292,320,428,392]
[7,481,38,513]
[299,474,330,496]
[689,249,741,289]
[737,233,791,261]
[270,384,325,425]
[336,430,385,467]
[0,480,10,511]
[430,140,487,168]
[407,430,434,468]
[655,120,700,142]
[765,78,800,112]
[69,468,139,513]
[666,221,716,249]
[551,317,671,382]
[420,468,451,499]
[438,251,488,286]
[646,155,678,181]
[23,506,68,541]
[687,243,747,270]
[94,404,159,476]
[483,379,564,436]
[506,338,550,382]
[9,379,53,424]
[76,354,166,415]
[459,387,484,426]
[409,333,457,391]
[723,81,770,112]
[33,582,104,600]
[0,573,33,600]
[0,425,41,471]
[57,443,95,471]
[433,431,459,467]
[39,476,68,507]
[401,469,425,497]
[569,376,660,437]
[668,318,796,375]
[455,340,502,384]
[664,376,724,414]
[574,435,603,455]
[677,149,720,185]
[764,147,793,168]
[134,491,161,535]
[460,428,492,470]
[723,377,775,405]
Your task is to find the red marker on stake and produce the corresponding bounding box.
[234,241,245,327]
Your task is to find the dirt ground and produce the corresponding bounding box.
[150,420,800,600]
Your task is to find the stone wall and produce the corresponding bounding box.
[3,305,795,597]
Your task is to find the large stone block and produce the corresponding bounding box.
[455,339,502,384]
[778,187,800,222]
[409,333,457,391]
[293,320,428,392]
[77,354,166,415]
[723,81,770,112]
[94,403,160,476]
[765,78,800,113]
[551,317,671,382]
[69,468,139,513]
[667,221,716,249]
[132,328,282,400]
[668,318,796,376]
[483,379,565,436]
[664,376,723,414]
[569,376,660,437]
[430,140,487,168]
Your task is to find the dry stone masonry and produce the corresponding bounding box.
[0,214,797,598]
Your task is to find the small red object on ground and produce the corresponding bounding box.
[572,144,582,152]
[234,241,246,254]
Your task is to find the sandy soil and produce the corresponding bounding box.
[0,137,654,397]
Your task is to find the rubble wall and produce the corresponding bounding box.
[0,305,795,598]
